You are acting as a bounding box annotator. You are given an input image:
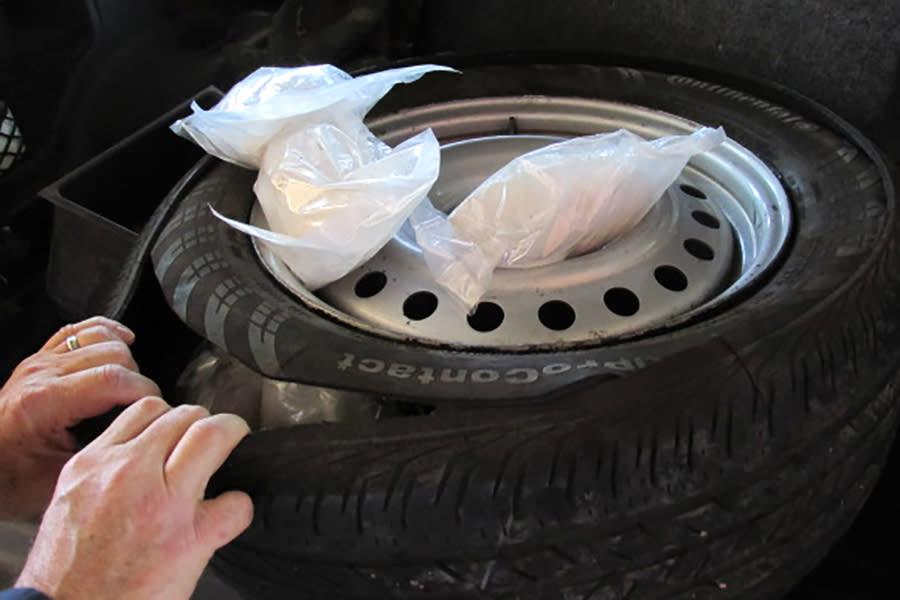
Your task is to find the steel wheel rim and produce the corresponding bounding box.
[252,96,791,349]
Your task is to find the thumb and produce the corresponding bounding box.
[196,491,254,550]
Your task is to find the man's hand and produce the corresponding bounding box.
[0,317,160,520]
[16,398,253,600]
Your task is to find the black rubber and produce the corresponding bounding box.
[151,62,893,403]
[66,156,216,447]
[151,63,899,599]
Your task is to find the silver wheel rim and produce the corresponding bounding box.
[253,97,791,349]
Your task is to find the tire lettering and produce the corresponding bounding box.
[440,368,467,383]
[542,363,572,375]
[337,353,355,371]
[417,368,435,384]
[471,369,500,383]
[358,358,385,373]
[387,363,416,378]
[337,355,657,384]
[506,368,540,384]
[604,359,639,371]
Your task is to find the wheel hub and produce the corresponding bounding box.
[253,97,790,348]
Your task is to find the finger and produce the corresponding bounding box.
[42,317,135,351]
[43,317,135,350]
[58,340,139,374]
[165,414,250,496]
[130,403,211,461]
[90,396,171,447]
[51,324,132,354]
[56,365,162,425]
[195,490,253,550]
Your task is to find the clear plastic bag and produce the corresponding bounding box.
[214,126,440,289]
[171,63,454,289]
[411,127,727,310]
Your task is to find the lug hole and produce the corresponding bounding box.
[354,272,387,298]
[680,184,707,199]
[654,266,689,291]
[538,300,576,331]
[684,238,715,261]
[403,292,438,320]
[604,288,640,316]
[691,210,721,229]
[467,302,505,332]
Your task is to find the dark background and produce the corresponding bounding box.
[1,1,898,598]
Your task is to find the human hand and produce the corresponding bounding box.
[16,398,253,600]
[0,317,160,520]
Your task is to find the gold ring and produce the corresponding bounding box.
[65,335,81,352]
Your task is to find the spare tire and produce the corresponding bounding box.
[151,61,899,599]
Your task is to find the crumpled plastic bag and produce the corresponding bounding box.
[171,63,454,289]
[215,126,440,288]
[410,127,727,310]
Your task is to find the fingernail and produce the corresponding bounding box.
[114,324,136,343]
[220,413,251,437]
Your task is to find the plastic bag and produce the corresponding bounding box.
[214,127,440,288]
[411,127,727,310]
[171,63,454,289]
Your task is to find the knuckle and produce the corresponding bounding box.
[186,403,211,418]
[187,417,229,443]
[58,460,77,481]
[107,341,136,366]
[173,403,210,422]
[105,461,138,488]
[86,325,117,343]
[96,363,129,387]
[61,449,95,477]
[135,396,169,414]
[76,316,109,330]
[56,323,79,339]
[16,356,54,378]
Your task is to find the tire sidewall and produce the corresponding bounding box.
[153,63,892,402]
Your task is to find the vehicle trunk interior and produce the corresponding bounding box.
[1,1,899,598]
